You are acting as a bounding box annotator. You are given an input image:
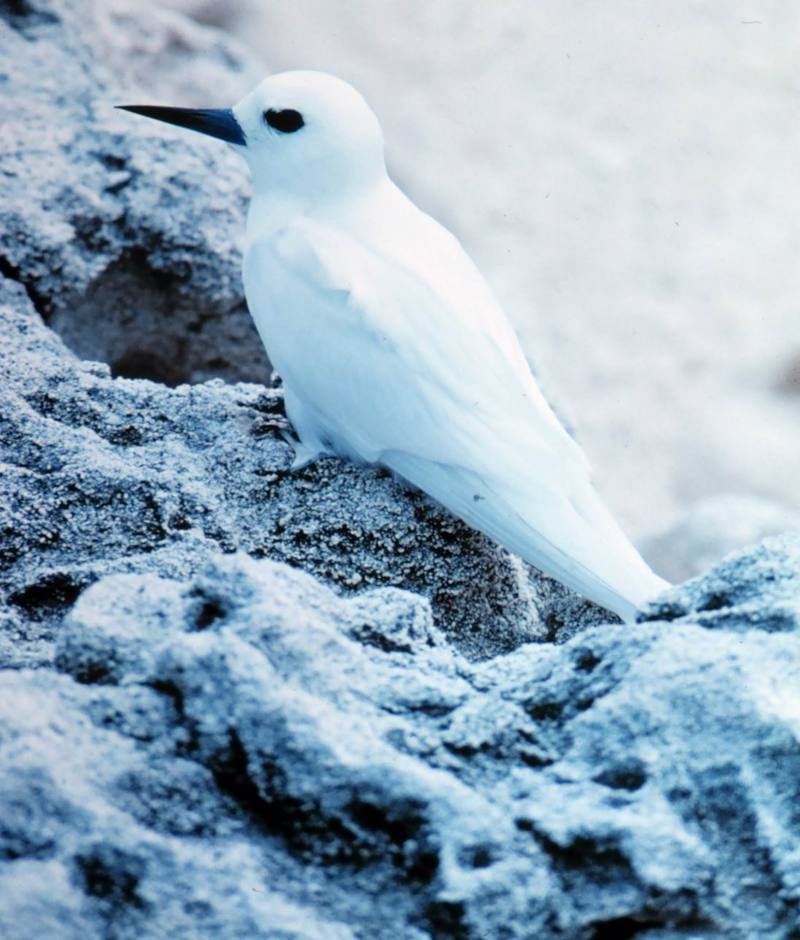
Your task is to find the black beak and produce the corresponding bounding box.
[116,105,246,146]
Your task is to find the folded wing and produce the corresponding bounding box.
[249,217,668,619]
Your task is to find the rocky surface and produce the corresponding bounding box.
[2,2,800,939]
[4,541,800,940]
[1,0,264,387]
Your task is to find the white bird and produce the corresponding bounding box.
[118,70,669,621]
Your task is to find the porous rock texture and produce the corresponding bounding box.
[4,542,800,940]
[3,2,800,939]
[1,0,264,387]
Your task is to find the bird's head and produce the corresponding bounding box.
[118,70,387,205]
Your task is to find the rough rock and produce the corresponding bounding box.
[3,2,800,939]
[3,542,800,939]
[0,0,265,387]
[643,531,800,635]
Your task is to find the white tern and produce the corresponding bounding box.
[119,70,669,620]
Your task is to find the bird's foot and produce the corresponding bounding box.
[281,429,325,470]
[242,389,290,437]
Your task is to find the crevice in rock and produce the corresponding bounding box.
[45,247,268,386]
[51,249,193,386]
[697,592,730,613]
[73,844,147,910]
[0,252,50,317]
[573,647,602,672]
[207,731,441,887]
[423,899,470,940]
[589,915,663,940]
[0,0,60,37]
[535,832,638,892]
[590,913,716,940]
[9,571,83,621]
[594,761,647,792]
[345,796,439,883]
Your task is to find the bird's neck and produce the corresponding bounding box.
[246,173,397,242]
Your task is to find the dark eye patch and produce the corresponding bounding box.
[264,109,305,133]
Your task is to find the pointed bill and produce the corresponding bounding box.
[116,105,246,145]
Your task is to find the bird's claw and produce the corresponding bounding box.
[280,429,324,470]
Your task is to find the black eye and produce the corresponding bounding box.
[264,108,304,133]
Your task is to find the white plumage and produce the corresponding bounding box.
[122,70,669,620]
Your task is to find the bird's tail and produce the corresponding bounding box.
[386,453,669,622]
[550,474,670,620]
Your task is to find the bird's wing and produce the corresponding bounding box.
[261,217,582,471]
[250,218,666,617]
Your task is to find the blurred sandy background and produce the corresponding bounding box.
[168,0,800,547]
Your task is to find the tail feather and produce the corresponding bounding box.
[385,451,669,621]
